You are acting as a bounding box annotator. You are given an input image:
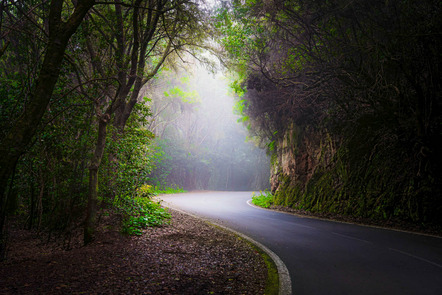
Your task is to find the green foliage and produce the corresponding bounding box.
[216,0,442,225]
[267,140,275,152]
[8,62,96,231]
[151,186,187,195]
[0,0,223,254]
[137,184,155,197]
[230,80,247,98]
[99,107,157,201]
[114,194,171,236]
[147,67,270,192]
[251,190,274,208]
[163,86,201,104]
[233,99,249,119]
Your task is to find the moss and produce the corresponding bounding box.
[246,240,279,295]
[272,128,442,226]
[211,225,280,295]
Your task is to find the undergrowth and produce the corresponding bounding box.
[152,185,187,195]
[112,183,186,236]
[113,190,171,236]
[251,191,274,208]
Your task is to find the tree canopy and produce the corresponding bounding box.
[1,0,441,260]
[0,0,225,256]
[216,0,442,224]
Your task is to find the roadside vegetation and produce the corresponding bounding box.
[242,237,279,295]
[218,0,442,228]
[152,186,187,196]
[2,2,440,292]
[0,0,269,258]
[113,185,172,236]
[251,191,274,209]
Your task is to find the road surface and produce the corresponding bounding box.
[159,191,442,295]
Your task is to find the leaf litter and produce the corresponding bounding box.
[0,209,266,294]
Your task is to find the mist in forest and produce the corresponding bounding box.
[146,65,270,191]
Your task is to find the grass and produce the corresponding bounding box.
[152,185,187,195]
[211,223,280,295]
[251,190,274,208]
[246,239,279,295]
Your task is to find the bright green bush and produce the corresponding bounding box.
[251,190,274,208]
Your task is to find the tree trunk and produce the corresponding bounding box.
[28,177,36,230]
[84,114,109,245]
[0,0,95,260]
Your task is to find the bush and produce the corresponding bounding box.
[152,185,187,195]
[137,184,155,198]
[113,194,171,236]
[251,191,274,208]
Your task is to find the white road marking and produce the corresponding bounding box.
[163,202,292,295]
[246,199,316,230]
[331,232,373,244]
[389,248,442,269]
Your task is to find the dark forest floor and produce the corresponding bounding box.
[0,209,267,294]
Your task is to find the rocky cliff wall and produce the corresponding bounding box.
[268,123,442,226]
[270,124,335,195]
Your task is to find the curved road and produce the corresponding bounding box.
[159,191,442,295]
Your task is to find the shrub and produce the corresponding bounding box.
[251,191,274,208]
[113,194,171,236]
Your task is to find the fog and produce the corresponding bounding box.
[145,63,270,191]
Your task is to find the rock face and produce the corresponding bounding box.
[270,124,335,195]
[269,122,442,225]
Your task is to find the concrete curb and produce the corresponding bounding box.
[159,200,292,295]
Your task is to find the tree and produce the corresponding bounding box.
[146,66,270,191]
[0,0,95,260]
[77,0,210,244]
[216,0,442,224]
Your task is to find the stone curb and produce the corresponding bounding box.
[159,199,293,295]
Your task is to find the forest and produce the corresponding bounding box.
[0,0,272,260]
[0,0,441,269]
[218,0,442,227]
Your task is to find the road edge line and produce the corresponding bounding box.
[247,199,442,239]
[161,201,292,295]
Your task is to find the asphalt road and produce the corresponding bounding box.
[159,191,442,295]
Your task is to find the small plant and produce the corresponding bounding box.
[137,184,154,198]
[114,194,171,236]
[152,185,187,195]
[251,190,274,208]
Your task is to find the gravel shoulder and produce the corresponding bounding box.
[0,209,267,294]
